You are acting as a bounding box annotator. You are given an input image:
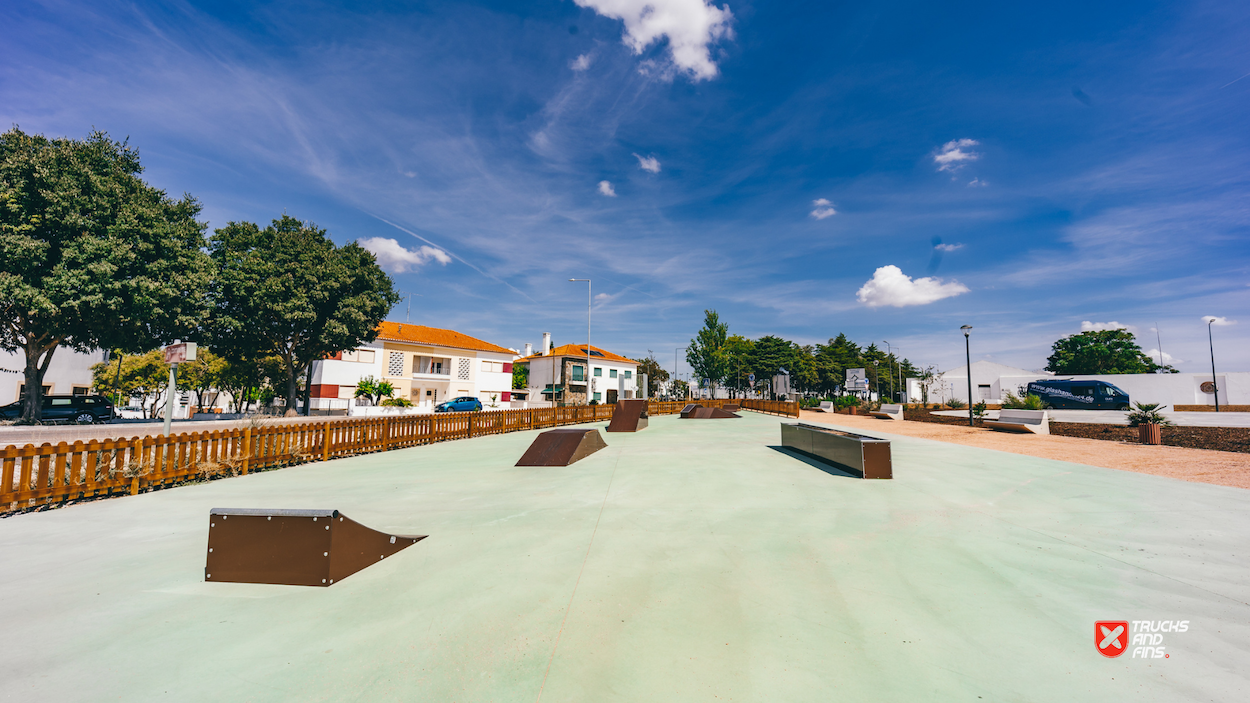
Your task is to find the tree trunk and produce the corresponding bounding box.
[19,338,58,424]
[285,356,299,413]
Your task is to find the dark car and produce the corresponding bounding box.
[435,396,482,413]
[0,394,115,424]
[1026,380,1130,410]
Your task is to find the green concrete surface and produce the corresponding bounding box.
[1,412,1247,702]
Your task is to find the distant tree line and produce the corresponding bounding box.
[685,310,919,399]
[2,127,398,423]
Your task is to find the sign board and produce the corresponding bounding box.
[846,368,868,392]
[748,373,755,384]
[163,342,198,365]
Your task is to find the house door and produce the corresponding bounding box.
[607,389,618,404]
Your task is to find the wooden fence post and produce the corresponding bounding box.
[323,421,332,461]
[130,436,144,495]
[241,427,252,475]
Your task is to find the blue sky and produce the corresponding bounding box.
[3,0,1248,377]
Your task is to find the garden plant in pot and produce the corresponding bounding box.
[1126,402,1172,445]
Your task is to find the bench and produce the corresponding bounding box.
[817,401,836,413]
[780,423,892,479]
[983,409,1049,435]
[869,403,903,421]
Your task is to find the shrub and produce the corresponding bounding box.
[971,401,988,420]
[1126,402,1172,427]
[836,396,861,408]
[380,397,412,407]
[947,399,966,409]
[1002,392,1047,410]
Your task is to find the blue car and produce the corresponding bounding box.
[435,396,482,413]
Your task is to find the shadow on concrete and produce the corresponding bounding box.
[768,446,859,479]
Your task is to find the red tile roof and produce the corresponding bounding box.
[515,343,636,365]
[374,322,514,355]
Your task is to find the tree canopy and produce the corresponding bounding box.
[632,355,670,397]
[686,310,728,392]
[1,127,211,422]
[1045,329,1176,375]
[208,215,399,410]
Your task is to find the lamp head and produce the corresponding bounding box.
[961,325,972,337]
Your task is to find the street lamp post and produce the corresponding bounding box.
[884,340,900,402]
[675,347,688,400]
[961,326,973,427]
[873,360,880,401]
[1207,317,1220,412]
[570,279,591,405]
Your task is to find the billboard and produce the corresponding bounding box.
[845,368,868,392]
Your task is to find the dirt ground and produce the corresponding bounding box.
[799,410,1250,490]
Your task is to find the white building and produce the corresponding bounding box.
[1,347,108,402]
[515,337,638,406]
[309,322,517,413]
[910,360,1249,408]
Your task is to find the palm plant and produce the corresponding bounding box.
[1126,402,1172,427]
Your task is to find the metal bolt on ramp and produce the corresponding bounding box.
[205,508,426,587]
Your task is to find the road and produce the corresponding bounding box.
[930,408,1250,427]
[0,415,331,447]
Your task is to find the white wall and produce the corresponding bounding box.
[1,347,107,402]
[911,367,1250,407]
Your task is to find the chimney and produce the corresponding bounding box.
[524,343,533,357]
[542,332,551,355]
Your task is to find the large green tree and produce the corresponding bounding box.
[686,310,729,394]
[208,216,399,410]
[90,350,170,419]
[722,335,754,397]
[1045,329,1176,375]
[0,128,211,422]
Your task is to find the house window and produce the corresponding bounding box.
[388,351,405,376]
[624,370,632,379]
[593,392,602,402]
[359,349,375,363]
[594,367,602,377]
[72,386,91,395]
[609,369,617,379]
[978,384,992,400]
[458,358,471,380]
[571,365,585,381]
[482,360,492,373]
[343,350,358,362]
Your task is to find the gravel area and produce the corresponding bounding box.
[800,410,1250,490]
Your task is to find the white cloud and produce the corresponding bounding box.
[633,153,661,173]
[809,198,836,220]
[855,265,969,308]
[1144,349,1182,365]
[574,0,735,81]
[934,138,980,172]
[598,180,617,196]
[967,177,987,187]
[934,243,963,252]
[571,54,592,71]
[358,237,451,273]
[1080,320,1135,333]
[1202,316,1236,326]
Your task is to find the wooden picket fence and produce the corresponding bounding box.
[0,399,797,514]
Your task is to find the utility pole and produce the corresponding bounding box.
[570,279,591,404]
[1207,317,1220,412]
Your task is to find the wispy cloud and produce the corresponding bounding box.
[574,0,735,81]
[967,177,987,187]
[809,198,836,219]
[633,153,661,172]
[571,53,592,71]
[934,138,980,172]
[358,237,451,272]
[856,265,969,307]
[598,180,617,196]
[1202,316,1236,326]
[934,242,963,252]
[1081,320,1135,333]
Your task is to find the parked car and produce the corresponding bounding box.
[435,396,483,413]
[1026,380,1130,410]
[0,394,116,424]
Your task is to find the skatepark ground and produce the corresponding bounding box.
[2,411,1248,702]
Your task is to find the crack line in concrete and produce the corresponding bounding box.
[534,451,620,702]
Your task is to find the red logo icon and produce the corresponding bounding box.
[1097,621,1129,657]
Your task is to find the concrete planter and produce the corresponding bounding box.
[1138,423,1162,445]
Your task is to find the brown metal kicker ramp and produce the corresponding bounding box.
[606,399,649,432]
[680,403,741,419]
[516,428,607,466]
[205,508,426,587]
